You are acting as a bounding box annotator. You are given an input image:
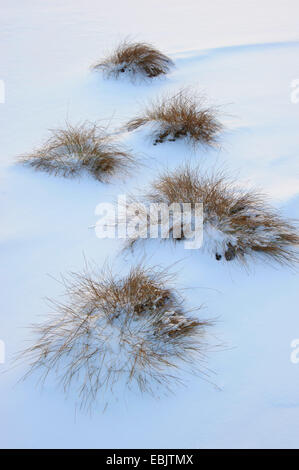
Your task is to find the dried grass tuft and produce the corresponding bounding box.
[93,40,174,80]
[126,165,299,266]
[19,122,135,182]
[19,262,210,410]
[126,89,223,147]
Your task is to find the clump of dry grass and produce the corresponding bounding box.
[93,40,174,80]
[19,262,210,410]
[126,89,223,147]
[126,165,299,266]
[19,122,135,182]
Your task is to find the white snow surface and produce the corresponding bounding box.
[0,0,299,449]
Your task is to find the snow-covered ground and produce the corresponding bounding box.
[0,0,299,449]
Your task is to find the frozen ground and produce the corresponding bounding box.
[0,0,299,449]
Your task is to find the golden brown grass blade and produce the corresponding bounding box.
[126,89,223,148]
[19,121,135,182]
[17,262,211,411]
[124,164,299,267]
[92,40,174,80]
